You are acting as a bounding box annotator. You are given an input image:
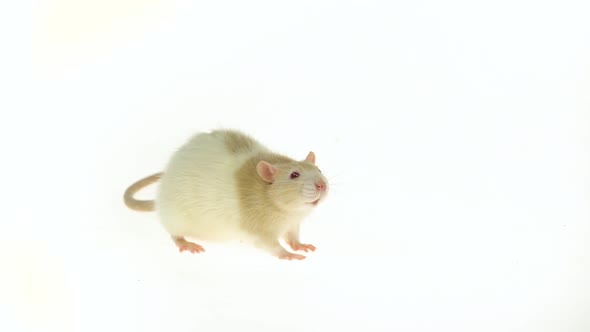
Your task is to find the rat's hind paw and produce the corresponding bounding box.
[172,236,205,254]
[287,241,316,252]
[178,243,205,254]
[278,252,306,260]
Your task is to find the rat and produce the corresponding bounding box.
[123,129,329,260]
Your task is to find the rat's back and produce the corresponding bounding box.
[155,130,267,241]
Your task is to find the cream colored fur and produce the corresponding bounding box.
[125,129,328,259]
[156,130,262,242]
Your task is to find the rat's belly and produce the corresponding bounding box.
[184,208,244,241]
[156,182,247,242]
[155,134,254,242]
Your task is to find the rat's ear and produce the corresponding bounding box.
[305,151,316,164]
[256,160,278,183]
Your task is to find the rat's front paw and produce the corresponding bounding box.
[287,241,316,252]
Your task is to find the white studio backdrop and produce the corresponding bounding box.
[0,1,588,331]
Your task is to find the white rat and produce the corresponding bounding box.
[123,129,329,260]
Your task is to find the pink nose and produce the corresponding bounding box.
[315,181,327,191]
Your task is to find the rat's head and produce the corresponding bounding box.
[256,152,329,212]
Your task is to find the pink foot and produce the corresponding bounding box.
[278,252,306,260]
[288,241,316,252]
[173,237,205,254]
[178,243,205,253]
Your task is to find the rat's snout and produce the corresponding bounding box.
[315,180,327,192]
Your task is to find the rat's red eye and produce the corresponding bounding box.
[290,171,300,179]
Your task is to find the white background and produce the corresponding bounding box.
[0,1,589,331]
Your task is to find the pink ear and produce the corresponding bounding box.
[256,160,278,183]
[305,151,316,164]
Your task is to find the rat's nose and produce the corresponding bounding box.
[315,180,327,192]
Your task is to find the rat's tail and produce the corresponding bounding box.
[123,172,163,212]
